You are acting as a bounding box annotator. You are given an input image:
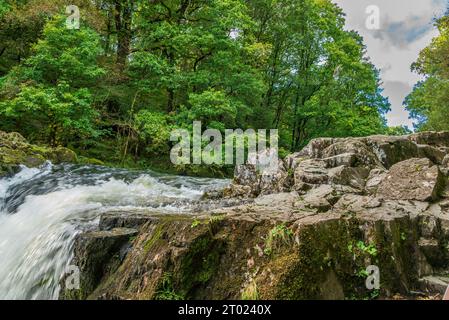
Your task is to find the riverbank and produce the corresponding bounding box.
[0,130,232,178]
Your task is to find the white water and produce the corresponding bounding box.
[0,163,227,299]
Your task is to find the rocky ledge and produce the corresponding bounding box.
[0,131,77,176]
[61,132,449,300]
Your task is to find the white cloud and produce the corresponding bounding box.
[333,0,446,128]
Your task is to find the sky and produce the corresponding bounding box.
[333,0,447,128]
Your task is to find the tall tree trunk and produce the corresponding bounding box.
[167,88,175,113]
[291,89,302,150]
[105,9,113,55]
[165,50,175,112]
[114,0,133,68]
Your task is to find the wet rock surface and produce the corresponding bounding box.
[62,132,449,300]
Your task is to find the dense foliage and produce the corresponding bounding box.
[405,13,449,131]
[0,0,392,175]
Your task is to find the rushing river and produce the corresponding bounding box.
[0,162,228,300]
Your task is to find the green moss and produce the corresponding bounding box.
[177,234,225,298]
[78,156,105,166]
[143,222,168,253]
[273,218,369,300]
[348,240,378,258]
[264,224,294,256]
[0,132,78,172]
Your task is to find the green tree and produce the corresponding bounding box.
[248,0,389,150]
[0,16,104,146]
[0,0,106,76]
[405,14,449,131]
[129,0,264,118]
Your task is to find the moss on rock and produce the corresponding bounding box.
[0,131,78,176]
[61,209,446,301]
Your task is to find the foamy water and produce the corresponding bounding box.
[0,163,227,299]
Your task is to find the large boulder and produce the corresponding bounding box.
[361,135,420,168]
[293,159,369,193]
[321,140,381,168]
[377,158,446,201]
[295,137,335,159]
[295,184,340,212]
[0,131,77,176]
[327,166,370,190]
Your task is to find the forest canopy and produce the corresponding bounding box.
[0,0,393,175]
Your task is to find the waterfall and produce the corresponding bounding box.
[0,163,227,299]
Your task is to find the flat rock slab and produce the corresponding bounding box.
[83,227,139,239]
[99,211,164,231]
[377,158,445,201]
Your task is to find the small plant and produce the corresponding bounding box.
[369,289,380,299]
[349,240,378,257]
[357,268,369,278]
[400,232,407,241]
[207,214,225,235]
[191,219,202,228]
[264,224,294,256]
[155,273,184,300]
[241,281,259,300]
[209,214,225,224]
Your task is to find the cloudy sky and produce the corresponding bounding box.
[333,0,447,128]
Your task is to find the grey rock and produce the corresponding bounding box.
[321,140,381,168]
[443,154,449,167]
[234,163,259,187]
[295,185,338,212]
[296,138,335,158]
[377,158,446,201]
[294,159,328,188]
[99,211,160,230]
[417,144,446,165]
[327,166,369,190]
[409,131,449,148]
[365,168,388,194]
[259,160,289,196]
[363,135,420,168]
[60,227,137,300]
